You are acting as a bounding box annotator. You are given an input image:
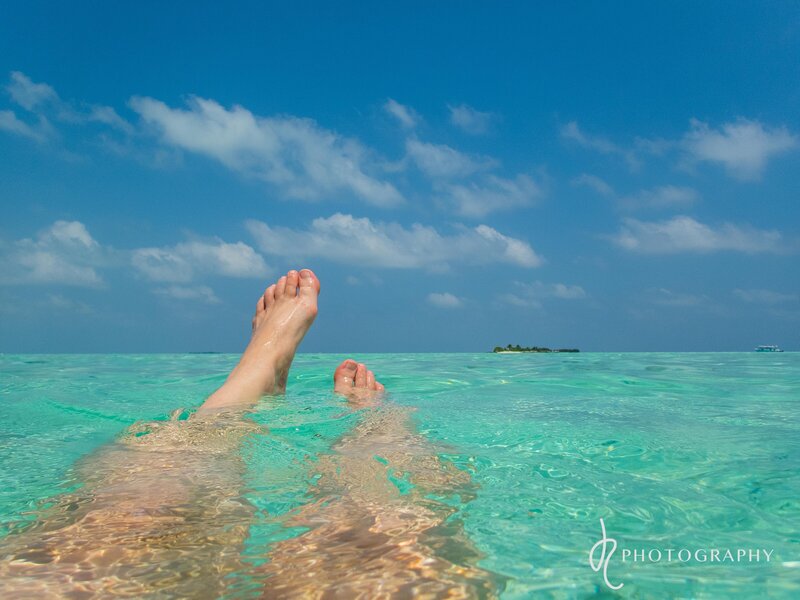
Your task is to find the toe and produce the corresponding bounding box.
[375,382,385,392]
[299,269,320,298]
[285,270,300,297]
[275,275,287,297]
[334,358,358,380]
[366,369,376,389]
[355,363,368,388]
[333,359,358,391]
[264,284,277,308]
[256,294,266,315]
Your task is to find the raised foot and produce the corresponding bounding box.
[198,269,320,413]
[334,359,385,406]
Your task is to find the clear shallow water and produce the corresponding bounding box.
[0,352,798,598]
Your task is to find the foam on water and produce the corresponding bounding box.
[0,353,798,598]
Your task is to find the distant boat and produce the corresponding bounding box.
[755,345,783,352]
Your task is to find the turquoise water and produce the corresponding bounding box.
[1,352,799,598]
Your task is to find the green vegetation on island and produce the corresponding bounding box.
[492,344,580,353]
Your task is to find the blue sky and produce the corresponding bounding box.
[1,1,799,352]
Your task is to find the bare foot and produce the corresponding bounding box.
[333,359,385,406]
[198,269,320,412]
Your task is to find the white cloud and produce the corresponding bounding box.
[540,282,587,299]
[500,280,586,308]
[129,95,404,207]
[3,71,133,143]
[7,71,58,111]
[87,105,134,134]
[562,121,616,153]
[384,98,419,128]
[611,215,784,254]
[246,213,543,270]
[0,220,106,286]
[618,185,699,211]
[572,176,697,211]
[153,285,221,304]
[44,220,97,247]
[405,138,496,178]
[178,241,268,278]
[0,110,48,142]
[561,121,639,168]
[437,174,542,218]
[563,118,797,179]
[499,293,540,308]
[131,248,191,282]
[733,288,798,305]
[132,239,269,282]
[403,134,537,217]
[448,104,496,135]
[427,292,463,308]
[1,220,269,296]
[572,173,615,197]
[682,118,797,180]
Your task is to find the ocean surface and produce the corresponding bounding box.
[0,352,798,598]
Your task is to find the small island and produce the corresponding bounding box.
[492,344,579,353]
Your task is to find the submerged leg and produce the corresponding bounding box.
[0,270,321,597]
[262,359,499,598]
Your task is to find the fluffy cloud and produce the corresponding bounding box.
[405,138,496,178]
[618,185,699,211]
[571,173,615,197]
[404,134,538,218]
[500,280,586,308]
[437,174,542,218]
[132,239,269,282]
[2,73,538,219]
[682,118,797,180]
[1,220,270,291]
[384,98,419,128]
[1,74,61,141]
[448,104,496,135]
[427,292,463,308]
[561,121,639,168]
[733,288,798,305]
[562,121,617,153]
[87,105,134,133]
[572,176,698,211]
[2,71,132,142]
[1,218,270,309]
[563,118,797,180]
[572,173,700,210]
[246,213,543,269]
[0,110,48,141]
[7,71,58,111]
[0,220,107,286]
[130,96,404,207]
[611,215,784,254]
